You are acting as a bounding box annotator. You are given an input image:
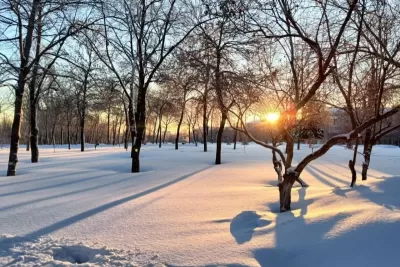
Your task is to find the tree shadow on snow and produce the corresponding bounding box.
[0,165,213,250]
[238,177,400,267]
[230,211,271,244]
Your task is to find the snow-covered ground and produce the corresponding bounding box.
[0,143,399,266]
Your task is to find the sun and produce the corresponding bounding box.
[265,112,280,123]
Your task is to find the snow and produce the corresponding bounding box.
[0,234,164,266]
[0,143,399,266]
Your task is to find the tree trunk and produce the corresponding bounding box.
[158,115,162,148]
[107,104,111,144]
[349,139,359,187]
[203,97,208,152]
[349,159,356,187]
[117,115,123,146]
[80,115,85,152]
[112,121,117,146]
[233,121,239,150]
[210,117,213,144]
[297,138,300,150]
[45,110,49,145]
[193,127,197,146]
[152,118,157,144]
[362,145,372,181]
[128,101,136,158]
[123,103,129,150]
[188,124,191,144]
[67,120,71,150]
[175,108,185,150]
[26,136,30,151]
[7,89,24,176]
[362,129,372,181]
[215,112,227,165]
[163,124,168,144]
[279,172,297,212]
[131,89,145,173]
[60,128,63,145]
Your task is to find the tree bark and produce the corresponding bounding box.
[158,115,162,148]
[131,89,145,173]
[152,118,157,144]
[279,173,297,212]
[26,135,30,151]
[107,104,111,144]
[215,112,227,165]
[175,107,185,150]
[233,120,239,150]
[350,139,359,187]
[362,129,372,181]
[67,120,71,150]
[7,89,24,176]
[193,127,197,146]
[203,95,208,152]
[117,115,123,146]
[362,146,372,181]
[128,101,136,158]
[163,123,168,144]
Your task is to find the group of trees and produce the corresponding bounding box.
[1,0,400,211]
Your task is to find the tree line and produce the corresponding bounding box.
[1,0,400,211]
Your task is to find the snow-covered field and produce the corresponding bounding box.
[0,143,399,266]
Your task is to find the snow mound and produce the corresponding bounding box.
[52,245,109,264]
[0,235,165,266]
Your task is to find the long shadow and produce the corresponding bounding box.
[17,166,212,240]
[253,188,351,267]
[356,176,400,209]
[0,172,152,212]
[307,165,348,186]
[249,176,400,266]
[304,166,339,187]
[16,153,128,172]
[0,170,98,188]
[0,170,119,198]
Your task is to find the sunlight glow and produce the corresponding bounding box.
[265,112,280,123]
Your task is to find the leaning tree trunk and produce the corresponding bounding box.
[175,107,185,150]
[349,138,359,187]
[215,112,227,165]
[279,172,297,212]
[271,141,283,184]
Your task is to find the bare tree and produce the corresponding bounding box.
[0,0,100,175]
